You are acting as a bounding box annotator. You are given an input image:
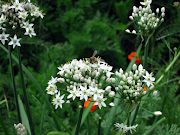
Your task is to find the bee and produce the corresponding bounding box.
[89,50,98,64]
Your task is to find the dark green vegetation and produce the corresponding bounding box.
[1,0,180,134]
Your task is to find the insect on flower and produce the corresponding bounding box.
[89,50,105,64]
[89,50,98,63]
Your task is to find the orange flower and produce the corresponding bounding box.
[143,86,147,91]
[84,97,98,112]
[128,52,141,64]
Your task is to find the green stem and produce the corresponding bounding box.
[131,34,151,126]
[151,49,172,131]
[17,47,35,135]
[75,102,84,135]
[8,45,21,123]
[155,50,180,85]
[87,115,91,135]
[127,105,131,135]
[0,113,9,135]
[98,117,101,135]
[39,104,45,135]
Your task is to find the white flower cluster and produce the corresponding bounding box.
[114,123,138,134]
[14,123,27,135]
[46,58,116,109]
[0,0,44,48]
[126,0,165,35]
[115,64,155,104]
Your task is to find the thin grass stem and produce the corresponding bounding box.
[98,117,101,135]
[86,115,91,135]
[8,45,21,123]
[75,101,84,135]
[17,46,35,135]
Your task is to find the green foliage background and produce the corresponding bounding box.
[1,0,180,134]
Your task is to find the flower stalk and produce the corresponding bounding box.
[131,34,151,126]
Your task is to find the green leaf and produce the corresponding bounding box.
[114,1,128,23]
[18,95,32,135]
[142,117,166,135]
[156,25,180,41]
[0,113,9,135]
[47,131,70,135]
[117,23,127,30]
[0,44,61,131]
[0,100,6,105]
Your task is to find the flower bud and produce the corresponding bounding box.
[109,91,115,97]
[161,13,165,17]
[125,29,130,33]
[109,102,115,107]
[132,64,137,70]
[153,91,157,96]
[105,86,112,92]
[153,111,162,116]
[156,8,159,13]
[161,7,165,13]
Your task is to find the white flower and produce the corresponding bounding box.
[22,21,34,30]
[2,4,10,12]
[24,27,36,37]
[153,111,162,116]
[79,85,90,101]
[8,34,21,49]
[89,86,104,100]
[0,14,6,23]
[52,92,65,109]
[48,76,57,85]
[18,11,28,20]
[46,84,58,95]
[109,102,115,107]
[67,85,80,100]
[14,123,27,135]
[10,0,24,11]
[143,71,155,87]
[114,123,138,134]
[0,31,9,45]
[140,0,152,6]
[94,95,107,109]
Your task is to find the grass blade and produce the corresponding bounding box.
[0,113,9,135]
[18,95,32,135]
[0,44,61,131]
